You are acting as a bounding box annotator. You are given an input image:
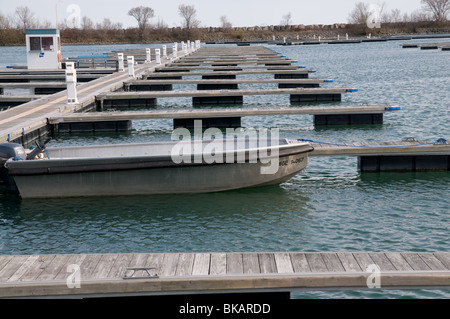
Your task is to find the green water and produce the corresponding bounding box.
[0,40,449,298]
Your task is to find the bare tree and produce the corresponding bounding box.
[220,16,232,30]
[15,6,36,30]
[391,8,402,22]
[81,16,94,30]
[348,2,370,25]
[0,11,11,29]
[421,0,450,22]
[128,6,155,40]
[178,4,200,30]
[281,12,292,26]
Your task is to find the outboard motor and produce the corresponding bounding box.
[0,143,26,193]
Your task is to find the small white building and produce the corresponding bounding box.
[25,29,61,70]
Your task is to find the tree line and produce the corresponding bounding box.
[1,1,449,46]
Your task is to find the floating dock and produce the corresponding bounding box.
[96,87,356,107]
[48,105,398,131]
[308,139,450,172]
[0,252,448,298]
[402,42,450,51]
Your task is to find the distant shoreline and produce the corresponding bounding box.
[1,22,450,47]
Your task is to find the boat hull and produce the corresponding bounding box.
[6,140,313,198]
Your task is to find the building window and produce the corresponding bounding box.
[29,36,55,51]
[41,37,54,50]
[30,37,41,51]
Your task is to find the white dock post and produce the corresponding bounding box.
[172,45,177,60]
[346,33,349,40]
[65,62,78,104]
[117,53,124,71]
[162,45,167,58]
[183,43,188,55]
[146,48,151,63]
[155,49,161,64]
[338,34,340,40]
[283,37,286,44]
[127,56,135,78]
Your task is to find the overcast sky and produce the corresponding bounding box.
[2,0,424,28]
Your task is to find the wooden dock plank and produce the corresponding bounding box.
[1,251,450,298]
[53,254,88,280]
[434,252,450,269]
[90,254,119,279]
[290,253,311,273]
[77,254,102,279]
[321,253,345,272]
[129,79,330,85]
[401,253,431,271]
[49,105,392,124]
[418,253,447,271]
[145,253,165,274]
[144,70,313,78]
[242,253,260,274]
[6,255,40,282]
[210,253,227,275]
[353,252,375,271]
[368,253,396,271]
[305,253,328,272]
[19,255,56,282]
[385,253,414,271]
[36,254,71,281]
[337,253,363,272]
[106,254,133,279]
[274,252,294,274]
[226,253,243,274]
[175,253,195,276]
[160,253,180,276]
[192,253,211,276]
[258,253,277,274]
[99,87,354,100]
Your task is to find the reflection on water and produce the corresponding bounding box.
[0,186,311,255]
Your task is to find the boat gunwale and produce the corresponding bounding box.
[6,142,314,176]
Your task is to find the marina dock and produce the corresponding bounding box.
[402,42,450,50]
[0,38,449,302]
[48,105,398,130]
[0,251,449,298]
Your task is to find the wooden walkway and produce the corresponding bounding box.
[48,105,395,124]
[309,140,450,157]
[0,49,183,144]
[96,87,356,101]
[0,252,448,298]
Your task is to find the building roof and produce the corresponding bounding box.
[25,29,59,35]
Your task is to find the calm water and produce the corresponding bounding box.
[0,39,449,299]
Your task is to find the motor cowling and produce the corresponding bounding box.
[0,143,26,163]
